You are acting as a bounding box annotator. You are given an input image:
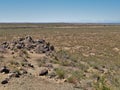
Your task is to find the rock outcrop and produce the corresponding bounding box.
[0,36,55,54]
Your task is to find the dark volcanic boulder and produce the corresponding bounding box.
[16,42,25,49]
[1,41,9,48]
[25,43,35,50]
[20,69,28,75]
[28,63,34,68]
[49,45,54,51]
[25,36,34,43]
[16,44,22,49]
[39,69,48,76]
[36,39,45,44]
[1,79,8,84]
[8,71,22,78]
[0,66,10,74]
[11,71,21,78]
[18,37,25,42]
[1,41,8,45]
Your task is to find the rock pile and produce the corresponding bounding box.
[0,36,55,84]
[0,36,54,54]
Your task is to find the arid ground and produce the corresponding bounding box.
[0,23,120,90]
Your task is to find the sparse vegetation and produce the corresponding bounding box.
[55,68,65,79]
[67,71,84,84]
[0,24,120,90]
[9,60,19,66]
[94,76,110,90]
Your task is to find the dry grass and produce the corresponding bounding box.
[0,24,120,89]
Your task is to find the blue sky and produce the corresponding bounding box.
[0,0,120,23]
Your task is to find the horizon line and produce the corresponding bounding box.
[0,22,120,25]
[0,21,120,23]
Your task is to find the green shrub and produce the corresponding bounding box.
[94,76,110,90]
[55,68,65,79]
[67,71,84,84]
[67,76,78,84]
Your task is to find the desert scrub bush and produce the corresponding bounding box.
[59,60,72,66]
[54,50,70,60]
[53,50,79,66]
[9,60,19,66]
[106,73,120,89]
[94,76,110,90]
[36,57,49,67]
[67,75,78,84]
[55,68,65,79]
[37,61,45,67]
[67,70,84,84]
[78,62,89,71]
[49,58,59,64]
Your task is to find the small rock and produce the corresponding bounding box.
[39,69,48,76]
[50,45,54,51]
[1,79,8,84]
[11,52,14,54]
[28,63,34,68]
[8,72,15,78]
[44,63,53,68]
[90,53,95,56]
[15,73,20,78]
[0,66,10,74]
[18,37,25,42]
[37,39,45,44]
[113,47,119,52]
[20,69,27,75]
[12,70,21,78]
[8,72,21,78]
[25,36,33,43]
[16,44,22,49]
[1,41,8,45]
